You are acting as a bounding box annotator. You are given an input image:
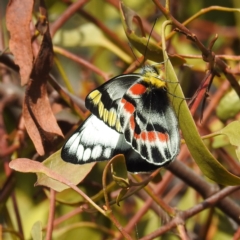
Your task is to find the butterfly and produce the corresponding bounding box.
[61,65,180,173]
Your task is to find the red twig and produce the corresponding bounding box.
[45,189,56,240]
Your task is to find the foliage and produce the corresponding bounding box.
[1,0,240,239]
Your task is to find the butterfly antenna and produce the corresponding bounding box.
[166,90,191,100]
[143,18,158,63]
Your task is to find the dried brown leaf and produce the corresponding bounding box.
[23,4,63,155]
[23,79,63,155]
[6,0,34,85]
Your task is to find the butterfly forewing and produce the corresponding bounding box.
[85,74,141,132]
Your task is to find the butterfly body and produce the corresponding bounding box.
[61,65,180,173]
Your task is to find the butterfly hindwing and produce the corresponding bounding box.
[85,74,141,132]
[61,114,161,173]
[118,71,180,166]
[61,115,124,164]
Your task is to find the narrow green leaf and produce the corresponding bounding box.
[218,121,240,160]
[119,2,185,65]
[216,85,240,121]
[161,20,240,185]
[116,188,129,206]
[53,23,132,63]
[31,221,43,240]
[111,154,129,188]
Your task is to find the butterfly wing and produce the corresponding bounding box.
[125,150,160,173]
[85,74,141,132]
[62,66,179,171]
[61,115,127,164]
[61,114,160,173]
[119,79,180,166]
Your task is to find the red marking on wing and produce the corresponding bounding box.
[157,132,169,141]
[140,132,147,141]
[147,132,157,142]
[129,83,147,95]
[121,98,135,114]
[134,131,168,142]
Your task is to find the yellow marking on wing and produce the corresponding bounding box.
[88,90,102,105]
[103,108,108,122]
[98,102,104,118]
[108,109,113,126]
[108,109,116,127]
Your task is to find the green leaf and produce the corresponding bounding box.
[53,23,132,63]
[120,2,185,65]
[110,155,130,205]
[111,154,129,188]
[36,150,95,191]
[116,188,129,206]
[9,150,95,192]
[31,221,43,240]
[216,85,240,121]
[218,121,240,160]
[161,20,240,185]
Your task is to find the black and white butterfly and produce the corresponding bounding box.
[61,65,180,173]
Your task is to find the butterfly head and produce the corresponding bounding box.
[141,65,166,90]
